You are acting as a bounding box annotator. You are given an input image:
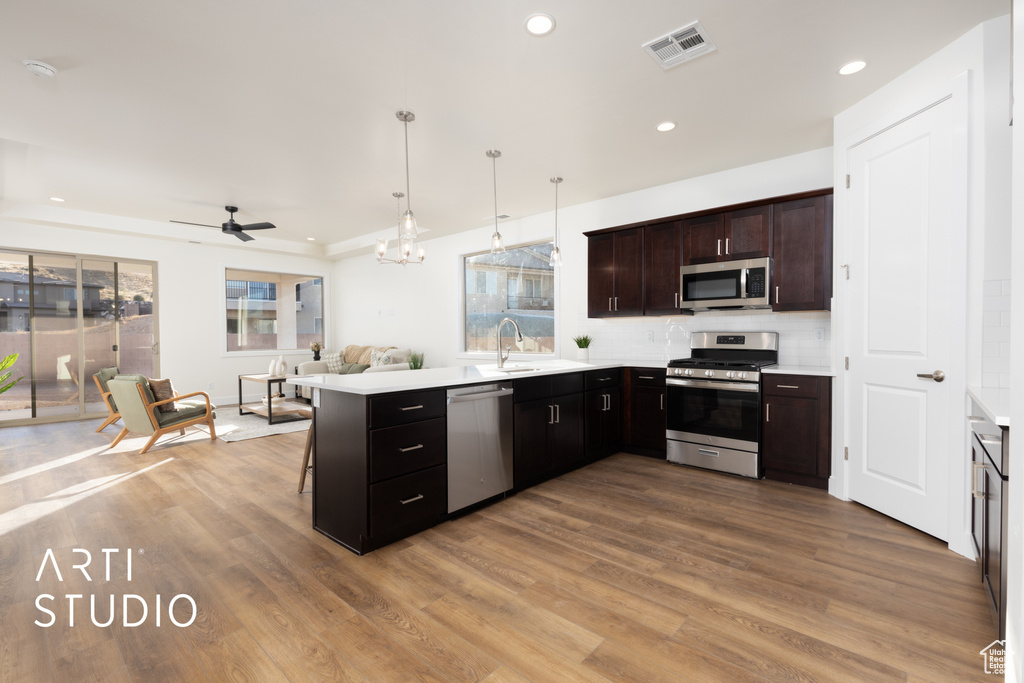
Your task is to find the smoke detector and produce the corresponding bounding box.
[23,60,58,79]
[642,21,716,70]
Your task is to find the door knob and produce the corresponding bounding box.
[916,370,945,382]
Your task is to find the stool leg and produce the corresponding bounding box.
[298,424,313,492]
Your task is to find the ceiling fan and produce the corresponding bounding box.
[170,205,276,242]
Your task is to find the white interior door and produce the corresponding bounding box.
[846,98,954,540]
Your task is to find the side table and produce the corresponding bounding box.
[238,373,310,425]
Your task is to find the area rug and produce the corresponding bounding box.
[196,411,310,443]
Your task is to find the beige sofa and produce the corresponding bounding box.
[296,345,412,398]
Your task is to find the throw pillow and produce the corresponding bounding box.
[147,377,178,413]
[382,348,411,365]
[323,352,344,374]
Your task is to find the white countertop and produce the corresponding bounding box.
[763,365,836,377]
[967,385,1011,428]
[288,359,622,396]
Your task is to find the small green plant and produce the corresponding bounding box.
[572,335,593,349]
[409,352,424,370]
[0,353,24,395]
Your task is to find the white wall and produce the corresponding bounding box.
[333,147,833,369]
[0,211,333,406]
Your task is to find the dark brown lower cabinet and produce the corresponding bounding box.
[514,394,582,490]
[761,374,831,489]
[585,387,622,460]
[625,368,666,457]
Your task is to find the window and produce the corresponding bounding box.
[225,268,324,352]
[463,241,555,354]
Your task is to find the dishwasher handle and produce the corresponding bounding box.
[447,387,515,403]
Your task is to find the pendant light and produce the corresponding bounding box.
[549,177,563,266]
[396,110,418,238]
[376,191,426,265]
[376,111,425,266]
[486,150,505,253]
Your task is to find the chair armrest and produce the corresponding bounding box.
[150,390,212,411]
[298,360,330,374]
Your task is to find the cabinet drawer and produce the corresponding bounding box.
[369,418,446,482]
[763,374,818,398]
[369,465,446,538]
[514,372,584,402]
[369,389,446,428]
[585,368,621,390]
[629,367,666,386]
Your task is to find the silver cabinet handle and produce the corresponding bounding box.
[614,297,618,311]
[597,377,611,381]
[916,370,946,383]
[400,404,424,411]
[400,494,424,505]
[674,292,679,308]
[765,403,770,422]
[775,286,779,304]
[659,393,664,411]
[725,238,730,255]
[776,385,800,389]
[698,448,720,458]
[399,444,424,452]
[608,297,613,311]
[972,462,985,499]
[717,239,721,256]
[639,375,655,380]
[555,403,560,423]
[548,405,555,424]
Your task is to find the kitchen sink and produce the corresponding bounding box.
[494,366,544,373]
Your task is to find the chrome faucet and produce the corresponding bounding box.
[496,317,523,368]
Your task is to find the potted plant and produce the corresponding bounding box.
[0,353,24,395]
[409,352,424,370]
[309,340,323,361]
[572,335,593,362]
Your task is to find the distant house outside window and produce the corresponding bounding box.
[225,268,324,352]
[463,241,555,354]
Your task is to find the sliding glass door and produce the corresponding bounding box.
[0,250,158,425]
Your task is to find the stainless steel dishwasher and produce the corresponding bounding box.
[446,382,514,514]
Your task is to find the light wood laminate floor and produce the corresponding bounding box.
[0,420,997,682]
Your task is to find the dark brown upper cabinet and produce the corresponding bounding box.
[643,220,683,315]
[682,206,770,265]
[771,195,833,311]
[587,227,643,317]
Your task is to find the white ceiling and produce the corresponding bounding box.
[0,0,1008,254]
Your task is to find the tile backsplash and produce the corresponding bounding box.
[577,310,832,368]
[982,279,1012,388]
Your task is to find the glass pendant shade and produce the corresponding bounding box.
[549,246,561,266]
[491,232,505,253]
[400,210,418,238]
[375,238,389,262]
[550,176,563,266]
[416,244,427,262]
[487,149,505,254]
[399,236,414,260]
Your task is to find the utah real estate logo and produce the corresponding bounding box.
[980,640,1006,675]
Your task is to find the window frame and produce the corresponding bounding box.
[456,239,559,362]
[222,266,328,357]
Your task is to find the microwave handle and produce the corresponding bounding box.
[740,268,748,299]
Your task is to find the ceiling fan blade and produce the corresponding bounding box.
[230,229,255,242]
[239,222,276,231]
[170,220,221,228]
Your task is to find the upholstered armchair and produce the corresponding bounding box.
[106,374,216,454]
[92,366,121,432]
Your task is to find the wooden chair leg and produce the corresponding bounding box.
[207,416,217,441]
[110,427,129,448]
[139,432,162,454]
[298,424,313,493]
[96,413,120,432]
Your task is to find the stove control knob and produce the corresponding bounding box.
[684,368,693,376]
[725,371,735,379]
[738,371,747,380]
[705,370,714,378]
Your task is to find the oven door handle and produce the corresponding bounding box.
[665,378,760,392]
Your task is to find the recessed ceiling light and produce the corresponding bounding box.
[49,197,65,202]
[656,121,676,132]
[23,60,57,79]
[307,237,315,241]
[524,13,555,36]
[839,60,867,76]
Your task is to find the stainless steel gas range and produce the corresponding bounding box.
[665,331,779,478]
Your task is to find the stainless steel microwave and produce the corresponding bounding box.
[679,257,772,311]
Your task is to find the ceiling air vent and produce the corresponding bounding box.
[643,20,716,70]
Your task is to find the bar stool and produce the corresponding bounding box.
[297,407,313,492]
